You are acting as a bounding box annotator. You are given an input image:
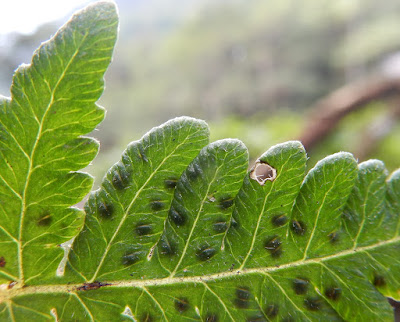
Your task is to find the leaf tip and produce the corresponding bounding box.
[358,159,387,175]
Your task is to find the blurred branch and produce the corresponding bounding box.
[355,102,400,160]
[299,77,400,151]
[388,298,400,321]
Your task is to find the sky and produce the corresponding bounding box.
[0,0,94,35]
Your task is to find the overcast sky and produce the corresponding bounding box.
[0,0,95,35]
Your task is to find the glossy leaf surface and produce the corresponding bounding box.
[0,2,399,322]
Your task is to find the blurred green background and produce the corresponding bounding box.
[1,0,400,184]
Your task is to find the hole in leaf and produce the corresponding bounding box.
[250,160,277,185]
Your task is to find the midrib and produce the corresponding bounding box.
[17,34,87,284]
[89,129,194,282]
[3,235,398,301]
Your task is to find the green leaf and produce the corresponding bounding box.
[0,2,118,285]
[67,116,210,282]
[1,2,400,321]
[157,138,248,277]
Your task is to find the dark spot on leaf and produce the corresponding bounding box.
[122,252,141,266]
[234,287,251,309]
[247,313,266,322]
[140,312,153,322]
[264,235,282,257]
[37,212,52,226]
[265,304,279,318]
[272,214,287,227]
[159,236,176,256]
[169,206,186,226]
[328,231,339,244]
[282,317,294,322]
[325,287,341,301]
[135,223,152,236]
[196,244,216,261]
[111,174,124,190]
[174,297,189,313]
[205,314,218,322]
[213,220,228,233]
[373,274,386,287]
[304,297,322,311]
[98,201,114,218]
[231,217,240,229]
[0,257,5,267]
[111,165,131,190]
[218,195,234,210]
[291,220,306,235]
[164,177,178,190]
[150,200,164,211]
[341,211,352,221]
[293,278,309,295]
[186,163,202,181]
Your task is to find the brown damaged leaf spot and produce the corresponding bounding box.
[7,281,17,289]
[249,160,277,185]
[0,256,5,267]
[76,281,111,291]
